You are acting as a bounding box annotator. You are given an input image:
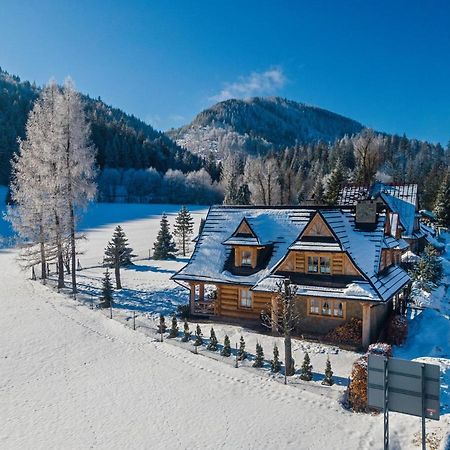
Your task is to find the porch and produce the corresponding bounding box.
[188,282,218,316]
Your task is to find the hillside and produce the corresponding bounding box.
[0,68,203,185]
[167,96,364,158]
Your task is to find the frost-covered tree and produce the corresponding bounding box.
[206,327,218,351]
[433,173,450,228]
[244,156,281,205]
[99,269,113,308]
[173,206,194,256]
[221,151,242,205]
[311,177,325,204]
[253,343,264,368]
[353,129,382,185]
[59,79,97,293]
[103,225,135,289]
[324,158,346,205]
[153,214,177,260]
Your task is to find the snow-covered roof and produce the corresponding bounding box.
[172,206,410,302]
[338,182,419,238]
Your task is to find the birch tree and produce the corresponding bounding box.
[59,78,97,293]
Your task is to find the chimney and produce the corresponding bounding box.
[355,200,377,229]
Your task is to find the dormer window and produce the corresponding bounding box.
[320,257,331,274]
[308,255,331,274]
[241,250,252,266]
[308,256,319,273]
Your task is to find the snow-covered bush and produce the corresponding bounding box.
[386,315,408,346]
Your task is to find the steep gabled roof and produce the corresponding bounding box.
[172,205,410,302]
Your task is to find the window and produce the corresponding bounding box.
[309,299,345,318]
[308,256,319,273]
[310,298,320,314]
[240,289,252,308]
[320,257,331,274]
[241,250,252,266]
[308,255,332,274]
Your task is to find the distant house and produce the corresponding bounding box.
[337,182,432,253]
[172,204,411,348]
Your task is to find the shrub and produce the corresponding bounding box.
[326,318,362,345]
[347,343,392,412]
[177,304,190,320]
[386,315,408,346]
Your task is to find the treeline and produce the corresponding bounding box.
[0,67,209,185]
[98,167,222,204]
[221,129,449,210]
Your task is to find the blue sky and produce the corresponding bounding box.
[1,0,449,144]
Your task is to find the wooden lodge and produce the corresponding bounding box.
[172,203,412,348]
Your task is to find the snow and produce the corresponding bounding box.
[1,197,449,449]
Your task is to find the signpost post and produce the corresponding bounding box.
[368,355,440,450]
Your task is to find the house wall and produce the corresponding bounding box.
[216,284,271,321]
[294,297,362,335]
[369,300,392,341]
[277,250,360,276]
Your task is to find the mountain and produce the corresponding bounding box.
[0,68,203,185]
[167,96,365,158]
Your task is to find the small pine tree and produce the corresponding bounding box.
[104,225,136,289]
[253,343,264,368]
[168,314,178,338]
[206,327,218,351]
[221,335,231,357]
[99,269,114,308]
[236,183,251,205]
[322,356,334,386]
[237,336,246,360]
[153,213,178,260]
[157,314,167,334]
[181,320,191,342]
[193,324,203,347]
[433,173,450,228]
[271,344,281,373]
[173,206,194,257]
[312,177,325,204]
[324,158,346,205]
[300,352,313,381]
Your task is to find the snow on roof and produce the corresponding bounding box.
[222,236,260,246]
[173,206,410,302]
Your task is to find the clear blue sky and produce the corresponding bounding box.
[1,0,449,144]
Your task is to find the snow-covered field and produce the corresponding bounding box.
[1,191,449,449]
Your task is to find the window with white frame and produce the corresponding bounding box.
[320,256,331,274]
[241,250,252,266]
[240,289,252,308]
[308,256,319,273]
[309,298,344,318]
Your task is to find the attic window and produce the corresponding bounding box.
[241,250,252,266]
[308,256,319,273]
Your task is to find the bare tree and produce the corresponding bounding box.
[262,279,301,379]
[244,156,281,205]
[353,129,383,185]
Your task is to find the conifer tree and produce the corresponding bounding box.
[99,269,114,308]
[193,324,203,347]
[157,314,167,334]
[153,213,177,260]
[173,206,194,256]
[206,327,218,351]
[221,335,231,357]
[236,183,251,205]
[237,336,246,360]
[324,158,346,205]
[410,244,443,292]
[300,352,313,381]
[322,356,334,386]
[168,314,178,338]
[104,225,135,289]
[312,177,325,204]
[271,344,281,373]
[181,320,191,342]
[253,343,264,368]
[433,173,450,228]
